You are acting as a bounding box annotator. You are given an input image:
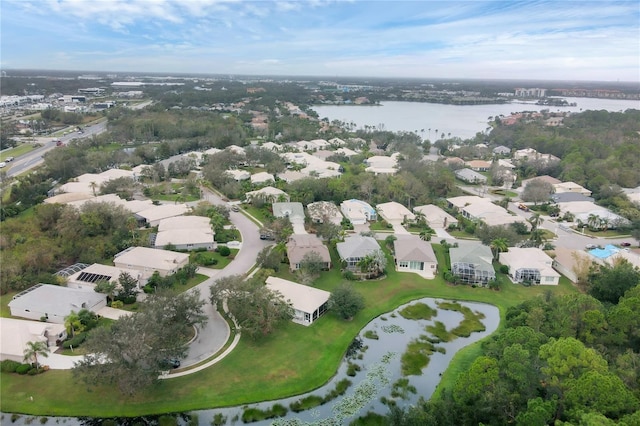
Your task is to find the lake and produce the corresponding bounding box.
[312,97,640,140]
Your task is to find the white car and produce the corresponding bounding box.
[5,156,14,162]
[0,162,6,168]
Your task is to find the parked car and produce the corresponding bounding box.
[621,242,631,247]
[0,162,6,168]
[585,244,597,250]
[231,205,240,212]
[5,156,14,162]
[518,204,530,212]
[161,358,181,369]
[260,233,275,241]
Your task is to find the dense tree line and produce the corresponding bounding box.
[0,202,138,293]
[386,280,640,425]
[490,109,640,190]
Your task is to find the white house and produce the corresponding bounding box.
[113,247,190,279]
[9,284,107,324]
[226,169,251,181]
[552,247,602,283]
[0,318,67,362]
[365,154,398,175]
[135,204,190,227]
[393,235,438,278]
[66,263,143,291]
[250,172,275,185]
[500,248,560,285]
[336,235,380,271]
[265,276,330,326]
[155,215,215,251]
[413,204,458,229]
[376,201,415,224]
[245,186,290,204]
[340,199,377,225]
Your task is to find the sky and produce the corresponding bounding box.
[1,0,639,81]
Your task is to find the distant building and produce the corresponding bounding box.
[514,88,547,97]
[455,168,488,184]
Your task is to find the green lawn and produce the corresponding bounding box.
[0,291,18,318]
[0,244,578,417]
[578,228,630,238]
[0,144,35,161]
[242,205,272,226]
[190,250,239,269]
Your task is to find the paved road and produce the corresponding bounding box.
[6,121,108,177]
[178,187,271,367]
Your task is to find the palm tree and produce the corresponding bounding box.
[528,213,543,232]
[490,238,509,261]
[23,340,49,369]
[419,230,432,241]
[587,214,600,230]
[599,217,610,232]
[89,181,98,197]
[64,310,84,338]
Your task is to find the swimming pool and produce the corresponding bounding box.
[589,244,620,259]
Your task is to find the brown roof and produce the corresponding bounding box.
[286,234,331,265]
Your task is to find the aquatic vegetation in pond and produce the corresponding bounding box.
[346,362,361,377]
[289,396,324,413]
[390,378,417,400]
[241,404,287,423]
[381,324,404,334]
[437,301,486,337]
[363,330,379,340]
[400,337,440,376]
[399,303,437,320]
[211,413,227,426]
[332,360,392,421]
[346,337,363,358]
[425,320,453,342]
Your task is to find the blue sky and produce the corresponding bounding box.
[1,0,638,81]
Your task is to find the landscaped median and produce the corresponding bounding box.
[0,245,578,417]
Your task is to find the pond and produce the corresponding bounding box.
[5,298,499,426]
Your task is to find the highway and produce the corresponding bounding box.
[6,121,108,178]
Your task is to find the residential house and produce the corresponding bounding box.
[499,248,560,285]
[135,203,190,227]
[443,157,465,167]
[447,196,527,228]
[307,201,343,225]
[9,284,107,324]
[393,235,438,278]
[250,172,275,185]
[286,234,331,271]
[340,199,377,225]
[1,318,67,362]
[66,263,143,291]
[553,181,592,196]
[412,204,458,229]
[226,169,251,181]
[557,201,629,228]
[265,277,330,326]
[455,168,488,184]
[521,175,562,188]
[245,186,290,204]
[336,235,381,271]
[154,215,215,251]
[273,202,306,234]
[492,145,511,155]
[465,160,491,172]
[450,243,496,285]
[376,201,415,224]
[552,247,602,283]
[550,192,594,204]
[113,247,190,280]
[365,154,399,175]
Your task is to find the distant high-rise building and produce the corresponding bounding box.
[514,88,547,97]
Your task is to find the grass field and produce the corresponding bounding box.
[0,244,578,417]
[0,143,36,161]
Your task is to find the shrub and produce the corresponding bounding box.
[15,364,31,375]
[342,270,357,280]
[11,414,20,423]
[110,300,124,309]
[40,417,48,424]
[143,284,155,294]
[499,264,509,274]
[62,333,87,349]
[211,413,227,426]
[1,360,21,373]
[218,246,231,257]
[27,368,41,375]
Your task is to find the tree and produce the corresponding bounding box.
[587,260,640,304]
[256,245,284,271]
[209,275,292,339]
[74,290,206,395]
[117,271,139,299]
[631,227,640,247]
[64,311,83,338]
[329,283,365,320]
[357,249,387,276]
[521,180,553,205]
[23,340,49,369]
[94,279,117,305]
[315,221,341,242]
[528,213,543,232]
[298,251,325,278]
[490,238,509,261]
